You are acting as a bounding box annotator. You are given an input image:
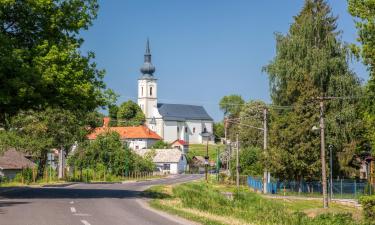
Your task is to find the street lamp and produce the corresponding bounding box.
[201,130,212,183]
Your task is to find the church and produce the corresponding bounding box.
[137,40,214,144]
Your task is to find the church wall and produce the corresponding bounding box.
[163,121,179,143]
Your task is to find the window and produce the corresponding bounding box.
[185,127,188,133]
[193,127,196,133]
[177,127,179,133]
[203,127,207,133]
[150,87,153,96]
[141,87,143,96]
[135,146,139,149]
[163,164,170,170]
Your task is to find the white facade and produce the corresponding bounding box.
[124,139,158,150]
[138,78,157,120]
[154,155,187,174]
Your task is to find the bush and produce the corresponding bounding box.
[360,195,375,224]
[13,168,33,184]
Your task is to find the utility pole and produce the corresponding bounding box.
[236,133,239,188]
[263,108,268,194]
[320,99,329,208]
[329,145,333,200]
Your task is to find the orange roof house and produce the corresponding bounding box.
[87,117,162,150]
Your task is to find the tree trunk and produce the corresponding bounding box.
[37,151,48,179]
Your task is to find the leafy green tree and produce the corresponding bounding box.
[238,100,266,149]
[151,140,170,149]
[264,0,362,180]
[9,108,84,177]
[348,0,375,153]
[219,95,244,117]
[116,100,145,126]
[0,0,110,127]
[213,122,224,142]
[230,147,263,176]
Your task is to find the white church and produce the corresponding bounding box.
[137,40,214,144]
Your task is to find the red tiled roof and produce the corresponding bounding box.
[87,126,162,140]
[172,139,188,146]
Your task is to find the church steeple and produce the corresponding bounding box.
[140,38,155,77]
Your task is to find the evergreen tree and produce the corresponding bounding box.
[264,0,362,180]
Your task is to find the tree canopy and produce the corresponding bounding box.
[0,0,111,127]
[116,100,145,127]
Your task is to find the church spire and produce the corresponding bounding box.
[140,38,155,77]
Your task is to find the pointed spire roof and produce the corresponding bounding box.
[140,38,156,78]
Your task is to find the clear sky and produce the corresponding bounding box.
[80,0,368,122]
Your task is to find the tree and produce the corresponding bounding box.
[230,146,263,176]
[151,140,170,149]
[348,0,375,153]
[213,122,224,142]
[238,100,266,149]
[264,0,362,180]
[219,95,244,117]
[10,108,84,177]
[116,100,145,126]
[0,0,110,127]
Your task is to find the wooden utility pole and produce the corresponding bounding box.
[320,100,329,208]
[263,108,268,194]
[236,133,239,188]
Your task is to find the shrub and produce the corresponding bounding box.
[360,195,375,224]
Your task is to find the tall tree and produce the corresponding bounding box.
[0,0,109,127]
[348,0,375,153]
[116,100,145,126]
[219,95,244,140]
[264,0,362,180]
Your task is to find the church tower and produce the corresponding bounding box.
[138,39,157,122]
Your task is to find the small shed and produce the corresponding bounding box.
[0,149,35,180]
[136,149,187,174]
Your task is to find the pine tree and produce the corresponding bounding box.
[264,0,362,180]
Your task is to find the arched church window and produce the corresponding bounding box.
[141,87,144,96]
[193,128,196,133]
[150,87,153,96]
[177,127,179,133]
[185,127,188,133]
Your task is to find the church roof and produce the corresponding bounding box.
[157,103,213,121]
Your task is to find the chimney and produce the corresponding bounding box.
[103,117,110,128]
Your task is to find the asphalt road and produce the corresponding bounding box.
[0,174,203,225]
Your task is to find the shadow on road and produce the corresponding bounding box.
[0,187,143,200]
[0,201,30,214]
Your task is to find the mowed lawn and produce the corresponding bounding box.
[144,181,362,225]
[187,144,224,161]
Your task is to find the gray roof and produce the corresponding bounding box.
[0,149,35,170]
[157,103,213,121]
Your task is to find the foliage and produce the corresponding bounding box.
[219,95,244,117]
[263,0,363,180]
[116,100,145,126]
[230,146,263,176]
[151,140,170,149]
[0,0,112,127]
[213,122,224,142]
[69,131,154,177]
[148,182,360,225]
[238,100,266,148]
[186,144,222,163]
[348,0,375,153]
[359,195,375,224]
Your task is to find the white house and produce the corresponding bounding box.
[136,148,187,174]
[87,117,162,150]
[137,40,214,144]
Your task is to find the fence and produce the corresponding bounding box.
[246,176,373,199]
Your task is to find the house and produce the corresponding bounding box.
[0,149,35,180]
[190,156,206,173]
[136,148,187,174]
[171,139,189,154]
[87,117,162,150]
[137,40,214,144]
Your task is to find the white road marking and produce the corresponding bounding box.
[81,220,91,225]
[70,207,77,213]
[70,201,74,204]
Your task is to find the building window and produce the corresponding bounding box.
[141,87,144,96]
[150,87,153,96]
[177,127,179,133]
[136,146,139,149]
[193,127,196,133]
[203,127,207,133]
[163,164,170,170]
[185,127,188,133]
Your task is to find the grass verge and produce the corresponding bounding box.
[143,181,363,225]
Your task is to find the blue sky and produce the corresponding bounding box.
[80,0,368,122]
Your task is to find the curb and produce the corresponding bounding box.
[42,182,79,188]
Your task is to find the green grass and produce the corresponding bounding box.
[187,144,224,161]
[144,181,362,225]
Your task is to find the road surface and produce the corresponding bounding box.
[0,174,202,225]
